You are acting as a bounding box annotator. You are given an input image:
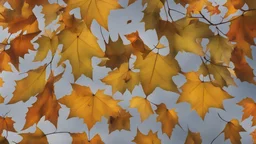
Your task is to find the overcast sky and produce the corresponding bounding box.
[0,0,256,144]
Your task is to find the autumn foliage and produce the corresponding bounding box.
[0,0,255,143]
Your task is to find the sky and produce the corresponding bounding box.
[0,0,256,143]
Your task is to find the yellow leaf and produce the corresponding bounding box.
[205,2,220,16]
[19,127,48,144]
[42,3,63,26]
[222,119,245,144]
[134,53,180,95]
[251,129,256,144]
[132,129,161,144]
[58,84,121,129]
[155,103,179,138]
[177,72,233,119]
[58,19,104,80]
[108,109,132,133]
[0,116,16,134]
[0,136,8,144]
[65,0,121,30]
[237,98,256,126]
[8,65,47,104]
[129,96,154,122]
[101,63,139,94]
[184,130,202,144]
[71,133,104,144]
[0,51,12,72]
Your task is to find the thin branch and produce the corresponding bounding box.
[210,132,222,144]
[169,8,185,15]
[100,26,107,44]
[45,131,70,136]
[217,113,229,123]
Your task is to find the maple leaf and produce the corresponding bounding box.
[108,109,132,133]
[223,0,244,18]
[251,129,256,144]
[186,0,208,14]
[58,19,104,80]
[71,133,104,144]
[245,0,256,9]
[8,65,47,104]
[34,31,59,62]
[58,84,121,129]
[132,129,161,144]
[155,103,179,138]
[198,62,236,87]
[19,127,48,144]
[222,119,245,144]
[207,35,234,65]
[172,18,214,55]
[184,130,202,144]
[6,31,40,70]
[22,72,62,130]
[134,52,180,95]
[205,2,220,16]
[141,0,165,30]
[227,11,256,58]
[98,36,131,70]
[0,116,16,134]
[237,98,256,126]
[25,0,50,7]
[65,0,121,30]
[231,48,256,84]
[41,3,63,26]
[0,135,8,144]
[128,0,136,6]
[0,51,12,72]
[129,96,154,122]
[101,63,140,94]
[177,72,233,119]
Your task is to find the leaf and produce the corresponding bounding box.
[34,32,59,62]
[198,62,236,87]
[222,119,245,144]
[134,52,180,95]
[0,136,8,144]
[8,65,47,104]
[251,129,256,144]
[141,0,165,30]
[22,72,62,130]
[71,133,104,144]
[19,127,48,144]
[227,11,256,58]
[231,48,256,84]
[65,0,121,30]
[108,109,132,133]
[132,129,161,144]
[0,116,16,134]
[0,51,12,72]
[6,31,40,70]
[186,0,208,14]
[223,0,244,18]
[58,19,104,80]
[205,2,220,16]
[155,103,179,138]
[58,84,121,129]
[172,18,214,55]
[42,3,63,26]
[129,96,154,122]
[101,63,139,94]
[207,35,234,64]
[128,0,136,5]
[177,72,233,119]
[98,36,131,70]
[237,98,256,126]
[184,130,202,144]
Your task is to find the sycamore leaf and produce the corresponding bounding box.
[19,127,48,144]
[34,32,59,62]
[222,119,245,144]
[58,84,121,129]
[184,130,202,144]
[177,72,233,119]
[22,72,62,130]
[205,2,220,16]
[42,3,63,26]
[198,62,236,87]
[65,0,121,30]
[227,11,256,58]
[129,96,154,122]
[0,116,16,134]
[0,51,12,72]
[134,52,180,95]
[207,35,234,65]
[99,36,131,69]
[132,129,161,144]
[186,0,208,14]
[6,31,40,70]
[141,0,165,30]
[71,133,104,144]
[8,65,47,104]
[231,48,256,84]
[245,0,256,9]
[58,19,104,80]
[172,18,214,55]
[108,109,132,133]
[237,98,256,126]
[223,0,244,18]
[0,136,8,144]
[101,63,139,94]
[251,130,256,144]
[155,103,179,138]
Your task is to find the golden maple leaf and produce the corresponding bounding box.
[71,133,104,144]
[222,119,245,144]
[237,98,256,126]
[0,116,16,134]
[19,127,48,144]
[132,129,161,144]
[184,130,202,144]
[108,109,132,133]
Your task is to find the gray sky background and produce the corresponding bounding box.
[0,0,256,143]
